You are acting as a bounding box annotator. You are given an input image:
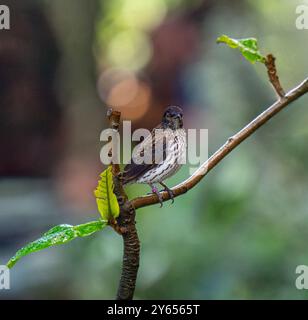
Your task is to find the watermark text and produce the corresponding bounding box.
[0,5,10,30]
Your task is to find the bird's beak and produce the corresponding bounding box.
[174,115,182,127]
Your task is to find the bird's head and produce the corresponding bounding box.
[162,106,184,130]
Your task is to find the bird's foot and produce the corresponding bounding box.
[150,186,163,207]
[159,183,174,204]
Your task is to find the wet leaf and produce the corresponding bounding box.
[7,220,107,268]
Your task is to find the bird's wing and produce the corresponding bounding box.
[122,127,168,184]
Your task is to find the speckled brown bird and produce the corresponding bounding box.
[122,106,186,206]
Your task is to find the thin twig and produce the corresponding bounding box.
[265,54,285,98]
[107,108,121,175]
[131,78,308,210]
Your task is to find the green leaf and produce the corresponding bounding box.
[6,220,107,268]
[216,35,266,64]
[94,166,120,221]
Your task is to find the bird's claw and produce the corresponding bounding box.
[151,186,163,207]
[160,187,174,204]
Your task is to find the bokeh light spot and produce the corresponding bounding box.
[121,0,167,31]
[97,68,139,106]
[106,29,152,70]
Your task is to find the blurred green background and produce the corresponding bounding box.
[1,0,308,299]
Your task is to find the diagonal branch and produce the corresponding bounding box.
[131,77,308,210]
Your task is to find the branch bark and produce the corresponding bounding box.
[115,201,140,300]
[131,77,308,210]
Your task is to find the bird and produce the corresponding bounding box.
[122,106,186,207]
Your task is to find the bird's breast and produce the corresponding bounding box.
[136,129,186,183]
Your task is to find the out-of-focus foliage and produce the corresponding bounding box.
[95,0,184,71]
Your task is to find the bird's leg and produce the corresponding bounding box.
[159,182,174,204]
[148,183,163,207]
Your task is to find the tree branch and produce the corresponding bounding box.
[131,77,308,210]
[107,109,140,300]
